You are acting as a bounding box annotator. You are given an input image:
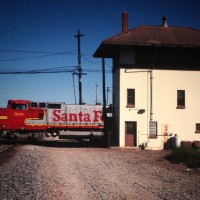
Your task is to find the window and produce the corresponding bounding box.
[39,103,46,108]
[31,102,38,108]
[196,123,200,133]
[12,103,27,110]
[127,89,135,107]
[48,103,61,109]
[177,90,185,109]
[126,122,136,135]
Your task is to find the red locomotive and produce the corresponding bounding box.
[0,99,104,140]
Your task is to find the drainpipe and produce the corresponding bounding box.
[150,70,153,121]
[150,36,158,122]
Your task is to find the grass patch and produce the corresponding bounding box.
[166,147,200,168]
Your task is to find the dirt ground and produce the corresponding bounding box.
[0,140,200,200]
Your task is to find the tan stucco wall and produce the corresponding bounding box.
[116,69,200,149]
[118,69,150,147]
[152,70,200,145]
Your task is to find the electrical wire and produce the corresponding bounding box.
[0,52,77,62]
[82,55,101,63]
[0,49,77,54]
[0,50,112,71]
[83,68,111,73]
[0,66,111,74]
[0,66,75,74]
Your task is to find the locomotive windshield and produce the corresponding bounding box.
[11,103,27,110]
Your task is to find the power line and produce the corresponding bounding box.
[0,49,112,69]
[0,66,111,74]
[0,53,64,61]
[0,49,77,54]
[0,66,76,74]
[83,68,111,73]
[0,51,77,62]
[0,70,73,74]
[82,55,101,63]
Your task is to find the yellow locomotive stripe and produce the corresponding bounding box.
[25,118,46,126]
[47,124,103,127]
[0,116,8,119]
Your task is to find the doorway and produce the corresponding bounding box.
[125,121,137,147]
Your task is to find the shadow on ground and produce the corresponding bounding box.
[0,138,108,148]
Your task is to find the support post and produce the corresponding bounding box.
[75,29,84,105]
[102,58,109,146]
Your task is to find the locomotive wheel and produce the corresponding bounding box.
[38,132,43,139]
[7,132,16,140]
[32,132,43,139]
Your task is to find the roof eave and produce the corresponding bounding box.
[94,42,200,58]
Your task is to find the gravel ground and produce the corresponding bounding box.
[0,141,200,200]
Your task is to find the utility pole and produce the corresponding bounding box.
[72,72,77,105]
[106,87,110,106]
[96,83,98,105]
[75,29,84,105]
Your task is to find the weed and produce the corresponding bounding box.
[166,147,200,168]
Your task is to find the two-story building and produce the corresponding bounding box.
[94,12,200,149]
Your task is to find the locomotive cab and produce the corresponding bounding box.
[7,100,44,119]
[0,100,46,138]
[7,100,28,110]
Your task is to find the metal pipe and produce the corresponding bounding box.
[150,70,153,121]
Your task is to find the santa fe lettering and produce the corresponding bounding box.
[52,109,103,122]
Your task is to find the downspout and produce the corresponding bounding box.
[150,36,157,122]
[150,71,153,121]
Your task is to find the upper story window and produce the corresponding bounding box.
[195,123,200,133]
[127,89,135,108]
[177,90,185,109]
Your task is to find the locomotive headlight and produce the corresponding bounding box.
[2,125,6,128]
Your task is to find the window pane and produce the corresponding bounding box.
[127,89,135,106]
[196,124,200,132]
[12,104,27,110]
[39,103,46,108]
[126,122,136,135]
[177,90,185,107]
[48,103,61,109]
[31,102,37,108]
[127,123,134,134]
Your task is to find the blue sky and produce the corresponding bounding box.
[0,0,199,107]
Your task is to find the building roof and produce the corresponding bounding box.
[94,25,200,58]
[105,26,200,47]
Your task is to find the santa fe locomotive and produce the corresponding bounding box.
[0,99,107,140]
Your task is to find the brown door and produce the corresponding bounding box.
[125,122,137,147]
